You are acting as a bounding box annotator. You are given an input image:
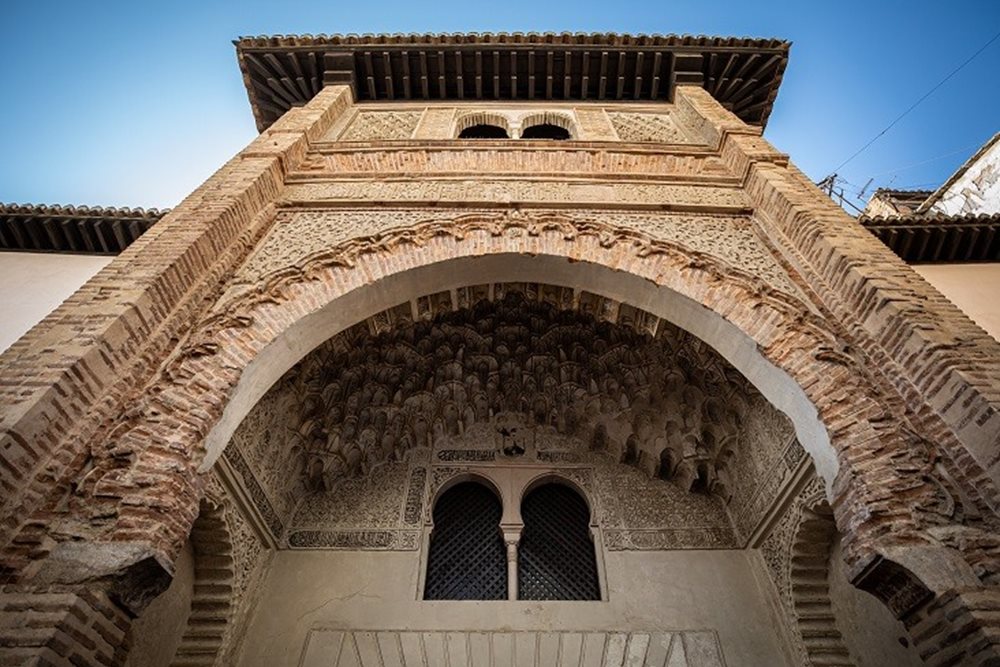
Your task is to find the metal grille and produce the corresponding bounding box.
[518,484,600,600]
[424,482,507,600]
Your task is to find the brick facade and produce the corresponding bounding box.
[1,79,999,665]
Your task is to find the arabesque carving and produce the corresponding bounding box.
[233,209,800,296]
[339,110,422,141]
[608,112,694,144]
[281,180,749,209]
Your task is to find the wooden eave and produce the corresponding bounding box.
[0,203,165,255]
[235,32,790,132]
[860,212,1000,264]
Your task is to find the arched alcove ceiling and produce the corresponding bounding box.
[205,254,835,487]
[228,286,778,507]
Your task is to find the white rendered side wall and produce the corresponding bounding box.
[930,139,1000,216]
[915,263,1000,343]
[0,252,111,353]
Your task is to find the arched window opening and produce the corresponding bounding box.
[458,124,510,139]
[424,481,507,600]
[518,483,600,600]
[521,123,571,140]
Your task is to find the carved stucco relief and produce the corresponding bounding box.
[608,111,696,144]
[233,209,801,297]
[337,110,423,141]
[572,108,620,141]
[199,472,270,666]
[296,149,732,179]
[280,180,749,209]
[727,393,800,542]
[759,473,826,665]
[220,289,807,552]
[412,108,456,139]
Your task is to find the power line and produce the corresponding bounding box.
[870,141,983,177]
[829,27,1000,174]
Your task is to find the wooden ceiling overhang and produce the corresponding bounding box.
[860,212,1000,264]
[235,33,790,132]
[0,204,165,255]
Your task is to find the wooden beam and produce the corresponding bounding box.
[262,53,301,101]
[615,51,626,99]
[401,51,411,99]
[286,52,310,98]
[475,50,483,99]
[419,51,429,98]
[40,217,62,250]
[546,50,554,99]
[493,50,500,99]
[599,51,608,99]
[437,51,447,98]
[564,49,572,99]
[634,52,644,99]
[650,51,662,99]
[510,51,517,99]
[305,52,320,95]
[528,51,536,99]
[382,51,394,100]
[60,219,82,252]
[364,51,377,99]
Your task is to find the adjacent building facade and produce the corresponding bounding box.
[1,33,999,667]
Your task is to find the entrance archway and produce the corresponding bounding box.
[89,211,969,653]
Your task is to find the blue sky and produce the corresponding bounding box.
[2,0,998,211]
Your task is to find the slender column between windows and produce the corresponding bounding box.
[503,529,522,601]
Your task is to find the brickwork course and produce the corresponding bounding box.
[1,32,999,666]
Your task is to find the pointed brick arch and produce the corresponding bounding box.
[90,209,955,589]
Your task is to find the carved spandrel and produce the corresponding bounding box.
[233,209,800,297]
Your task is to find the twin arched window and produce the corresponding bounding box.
[423,479,599,600]
[458,124,511,139]
[456,119,573,140]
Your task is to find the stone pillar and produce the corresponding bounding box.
[503,528,521,601]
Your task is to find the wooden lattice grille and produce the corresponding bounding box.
[518,484,600,600]
[424,482,507,600]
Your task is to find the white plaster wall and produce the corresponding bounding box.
[0,252,111,353]
[931,138,1000,215]
[915,263,1000,342]
[236,549,793,667]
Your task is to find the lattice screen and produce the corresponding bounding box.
[518,484,600,600]
[424,482,507,600]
